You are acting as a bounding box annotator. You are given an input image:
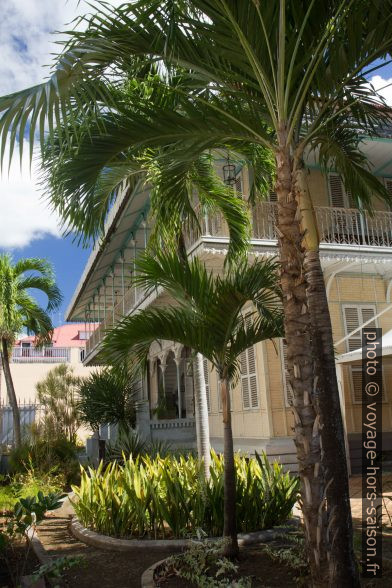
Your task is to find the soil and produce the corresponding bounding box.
[155,544,301,587]
[35,512,182,588]
[31,510,392,588]
[0,539,41,587]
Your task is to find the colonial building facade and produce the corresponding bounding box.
[66,139,392,472]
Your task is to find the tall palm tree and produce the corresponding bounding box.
[102,250,283,558]
[1,2,392,583]
[0,255,62,447]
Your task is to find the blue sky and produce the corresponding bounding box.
[1,1,392,326]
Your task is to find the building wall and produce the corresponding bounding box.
[0,348,95,403]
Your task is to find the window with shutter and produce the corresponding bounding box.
[328,174,356,208]
[328,173,346,208]
[240,343,259,410]
[384,178,392,209]
[350,366,386,403]
[342,305,376,352]
[268,190,277,202]
[203,357,211,412]
[280,340,293,407]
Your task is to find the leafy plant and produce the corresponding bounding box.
[105,428,173,463]
[262,530,309,585]
[158,532,251,587]
[72,452,299,540]
[32,555,86,588]
[36,364,82,443]
[8,437,81,487]
[0,490,63,587]
[77,365,138,433]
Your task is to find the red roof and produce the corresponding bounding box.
[16,323,98,348]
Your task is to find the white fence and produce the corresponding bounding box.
[11,347,71,363]
[0,400,44,447]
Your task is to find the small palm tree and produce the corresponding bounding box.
[103,251,283,557]
[77,365,139,435]
[0,255,62,447]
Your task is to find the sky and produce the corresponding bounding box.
[0,1,118,325]
[1,1,392,326]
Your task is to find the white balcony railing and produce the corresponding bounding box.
[11,346,71,363]
[84,203,392,361]
[85,283,148,358]
[186,202,392,248]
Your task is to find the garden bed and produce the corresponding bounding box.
[70,515,299,551]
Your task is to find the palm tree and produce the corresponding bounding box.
[77,365,139,435]
[102,250,283,558]
[1,2,392,583]
[0,255,62,447]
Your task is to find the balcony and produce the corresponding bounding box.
[85,283,151,358]
[11,347,71,363]
[84,203,392,363]
[186,202,392,249]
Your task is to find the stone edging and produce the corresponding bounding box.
[70,517,192,550]
[71,515,300,552]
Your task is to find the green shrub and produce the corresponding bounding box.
[8,437,81,487]
[72,451,299,539]
[105,427,173,463]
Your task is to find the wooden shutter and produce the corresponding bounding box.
[384,178,392,209]
[350,366,386,403]
[280,340,293,406]
[240,337,259,409]
[343,305,376,352]
[203,357,210,412]
[350,367,363,403]
[328,173,356,208]
[240,350,250,409]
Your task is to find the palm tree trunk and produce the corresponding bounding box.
[274,137,329,585]
[296,166,359,586]
[1,338,21,448]
[193,352,211,479]
[220,375,238,559]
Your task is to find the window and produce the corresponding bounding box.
[342,305,377,352]
[280,339,293,407]
[78,331,89,340]
[268,190,277,202]
[240,345,259,409]
[350,366,386,403]
[79,349,86,362]
[203,357,211,412]
[327,173,356,208]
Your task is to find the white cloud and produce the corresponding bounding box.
[366,75,392,106]
[0,1,121,249]
[0,143,61,248]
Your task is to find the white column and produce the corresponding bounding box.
[174,356,182,419]
[336,363,351,476]
[121,253,125,314]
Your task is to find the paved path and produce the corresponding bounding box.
[350,474,392,526]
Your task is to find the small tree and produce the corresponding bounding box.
[103,251,283,558]
[36,364,81,443]
[0,254,62,447]
[77,366,138,435]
